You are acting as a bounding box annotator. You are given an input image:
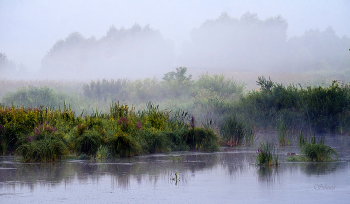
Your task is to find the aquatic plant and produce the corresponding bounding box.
[96,145,111,160]
[109,132,141,157]
[184,128,219,151]
[171,172,180,185]
[17,132,68,162]
[238,77,350,134]
[256,142,279,166]
[74,129,102,156]
[302,142,338,162]
[289,132,338,162]
[140,129,169,153]
[220,114,254,146]
[277,121,289,146]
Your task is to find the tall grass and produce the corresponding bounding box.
[237,77,350,134]
[256,142,279,166]
[296,132,338,162]
[0,99,220,162]
[220,114,254,146]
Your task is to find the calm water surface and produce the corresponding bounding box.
[1,134,350,203]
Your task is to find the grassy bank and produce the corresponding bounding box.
[0,102,219,162]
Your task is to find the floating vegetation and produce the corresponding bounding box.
[171,172,181,185]
[256,142,279,166]
[288,132,338,162]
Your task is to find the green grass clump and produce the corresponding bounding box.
[16,122,68,162]
[109,132,142,157]
[301,143,338,162]
[74,129,102,156]
[256,142,279,166]
[288,132,338,162]
[220,114,254,146]
[96,145,111,159]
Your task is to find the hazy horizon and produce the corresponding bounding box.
[1,0,349,79]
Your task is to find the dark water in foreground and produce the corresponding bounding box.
[1,134,350,203]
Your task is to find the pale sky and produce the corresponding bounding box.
[1,0,349,71]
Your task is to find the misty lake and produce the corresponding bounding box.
[1,134,350,204]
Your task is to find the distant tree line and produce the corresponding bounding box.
[179,12,350,74]
[4,12,349,79]
[41,24,174,79]
[0,53,27,78]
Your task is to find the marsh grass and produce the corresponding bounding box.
[74,130,102,156]
[1,70,349,162]
[17,135,68,162]
[220,114,254,146]
[277,121,290,146]
[109,132,142,157]
[256,142,279,166]
[288,132,338,162]
[237,77,350,134]
[95,145,111,160]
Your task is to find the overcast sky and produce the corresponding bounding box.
[1,0,349,71]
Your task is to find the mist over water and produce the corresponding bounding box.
[1,3,350,203]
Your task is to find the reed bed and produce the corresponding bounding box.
[0,101,219,162]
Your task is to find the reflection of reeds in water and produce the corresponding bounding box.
[219,152,255,175]
[257,166,279,184]
[0,153,221,191]
[300,162,340,176]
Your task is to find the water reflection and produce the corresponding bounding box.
[1,135,350,203]
[257,166,279,184]
[299,162,340,176]
[1,154,344,191]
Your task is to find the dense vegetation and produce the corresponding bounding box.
[0,102,218,162]
[234,76,350,134]
[1,68,349,162]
